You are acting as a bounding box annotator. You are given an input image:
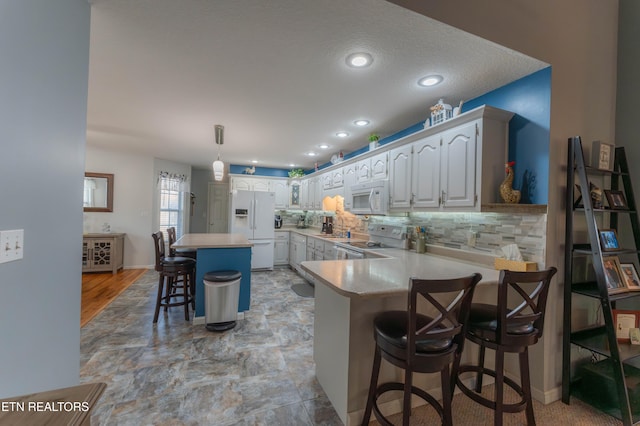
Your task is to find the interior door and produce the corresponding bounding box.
[207,182,229,233]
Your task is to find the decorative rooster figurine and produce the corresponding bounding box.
[499,161,521,204]
[243,165,256,175]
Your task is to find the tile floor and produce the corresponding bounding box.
[80,268,343,425]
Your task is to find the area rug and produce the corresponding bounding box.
[291,282,315,298]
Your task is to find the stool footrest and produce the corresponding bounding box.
[456,365,527,413]
[371,381,444,426]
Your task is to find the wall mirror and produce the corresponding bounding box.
[83,172,114,212]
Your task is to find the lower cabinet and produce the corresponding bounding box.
[289,233,307,275]
[274,231,289,265]
[82,233,125,274]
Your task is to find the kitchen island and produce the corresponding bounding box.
[173,233,253,323]
[301,251,501,426]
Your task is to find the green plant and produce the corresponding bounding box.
[369,133,380,142]
[288,168,305,178]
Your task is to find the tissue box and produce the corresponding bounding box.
[494,258,538,272]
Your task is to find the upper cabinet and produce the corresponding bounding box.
[343,162,358,211]
[230,175,288,208]
[231,176,269,192]
[270,179,289,209]
[388,145,412,210]
[356,151,388,183]
[388,105,514,212]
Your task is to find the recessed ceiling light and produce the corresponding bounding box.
[318,144,330,149]
[354,119,370,127]
[336,132,349,138]
[346,52,373,68]
[289,163,296,167]
[418,75,443,87]
[251,160,258,164]
[307,152,317,157]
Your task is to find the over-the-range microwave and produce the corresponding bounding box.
[349,180,389,215]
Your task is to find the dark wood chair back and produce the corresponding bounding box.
[407,273,483,367]
[495,267,557,347]
[151,231,165,272]
[167,227,177,256]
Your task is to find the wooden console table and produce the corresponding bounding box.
[0,382,106,425]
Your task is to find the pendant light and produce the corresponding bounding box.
[212,125,224,181]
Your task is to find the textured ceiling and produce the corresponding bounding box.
[86,0,547,170]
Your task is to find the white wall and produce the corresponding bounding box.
[0,0,90,397]
[390,0,619,402]
[85,146,155,268]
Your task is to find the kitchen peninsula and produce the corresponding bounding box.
[172,233,253,322]
[301,251,501,426]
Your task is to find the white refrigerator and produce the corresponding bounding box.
[229,190,275,270]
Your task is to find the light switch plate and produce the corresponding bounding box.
[0,229,24,263]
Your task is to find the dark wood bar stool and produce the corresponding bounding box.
[454,267,557,426]
[167,226,197,259]
[361,273,482,426]
[152,231,196,323]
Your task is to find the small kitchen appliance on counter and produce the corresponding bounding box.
[274,214,282,229]
[321,216,333,234]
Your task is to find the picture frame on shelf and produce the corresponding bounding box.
[613,309,639,342]
[620,263,640,291]
[599,229,622,251]
[603,256,627,294]
[591,140,614,171]
[604,189,628,210]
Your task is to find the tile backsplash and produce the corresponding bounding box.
[370,212,546,264]
[279,207,546,265]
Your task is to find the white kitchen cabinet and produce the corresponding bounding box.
[290,233,307,275]
[274,231,289,265]
[411,134,441,209]
[230,176,270,192]
[387,105,513,212]
[289,179,300,208]
[343,162,358,211]
[388,144,413,209]
[331,167,344,188]
[324,241,337,260]
[270,179,289,209]
[356,151,388,183]
[311,176,323,210]
[322,172,333,190]
[300,178,310,209]
[440,120,477,208]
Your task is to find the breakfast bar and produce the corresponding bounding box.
[302,251,501,426]
[173,233,253,321]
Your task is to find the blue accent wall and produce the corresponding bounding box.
[463,67,551,204]
[229,164,290,177]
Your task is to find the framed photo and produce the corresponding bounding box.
[613,309,639,342]
[620,263,640,291]
[599,229,622,251]
[602,256,627,294]
[604,190,628,210]
[591,141,614,171]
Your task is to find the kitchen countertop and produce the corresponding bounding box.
[301,249,500,299]
[173,233,252,249]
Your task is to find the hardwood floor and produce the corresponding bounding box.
[81,269,148,327]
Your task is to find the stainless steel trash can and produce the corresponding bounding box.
[203,270,242,331]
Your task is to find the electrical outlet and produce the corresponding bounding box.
[0,229,24,263]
